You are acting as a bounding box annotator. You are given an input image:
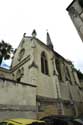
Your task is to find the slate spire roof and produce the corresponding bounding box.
[46,32,54,50]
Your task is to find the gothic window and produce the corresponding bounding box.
[55,59,62,81]
[52,59,56,75]
[41,52,49,75]
[65,66,71,81]
[18,48,25,61]
[72,70,78,85]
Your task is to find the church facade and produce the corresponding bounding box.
[0,30,83,120]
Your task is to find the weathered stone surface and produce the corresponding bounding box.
[0,33,82,118]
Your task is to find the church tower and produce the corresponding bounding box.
[67,0,83,42]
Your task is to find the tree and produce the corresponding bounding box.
[0,40,14,65]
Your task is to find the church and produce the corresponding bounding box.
[0,30,82,120]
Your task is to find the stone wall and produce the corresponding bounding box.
[9,35,83,117]
[0,77,36,120]
[0,68,12,79]
[34,39,58,99]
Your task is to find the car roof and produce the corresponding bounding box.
[5,118,45,124]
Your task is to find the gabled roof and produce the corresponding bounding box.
[34,37,72,65]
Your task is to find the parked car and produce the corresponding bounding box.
[0,118,46,125]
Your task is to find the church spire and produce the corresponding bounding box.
[46,32,54,50]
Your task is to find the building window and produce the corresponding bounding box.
[55,59,62,81]
[65,66,71,81]
[41,52,49,75]
[72,70,78,85]
[18,48,25,61]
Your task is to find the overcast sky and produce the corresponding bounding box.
[0,0,83,72]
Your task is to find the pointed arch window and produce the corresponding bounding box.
[41,52,49,75]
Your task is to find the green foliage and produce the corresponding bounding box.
[0,40,14,65]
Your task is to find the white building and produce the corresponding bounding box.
[0,30,83,120]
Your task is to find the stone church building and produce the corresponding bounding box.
[0,30,83,120]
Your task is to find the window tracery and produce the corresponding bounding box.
[41,52,49,75]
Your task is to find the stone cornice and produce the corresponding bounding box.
[36,95,59,103]
[11,55,30,72]
[0,55,31,73]
[0,76,36,87]
[36,95,72,103]
[0,104,36,112]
